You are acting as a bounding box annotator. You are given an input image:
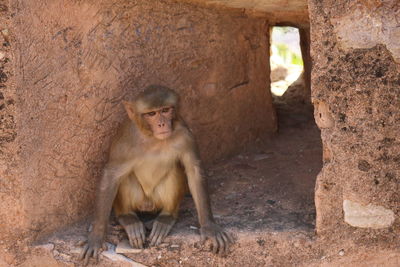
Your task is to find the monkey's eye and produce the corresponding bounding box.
[146,111,156,116]
[161,108,171,113]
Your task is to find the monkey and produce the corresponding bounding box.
[80,85,233,264]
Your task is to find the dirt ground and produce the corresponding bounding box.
[25,99,400,267]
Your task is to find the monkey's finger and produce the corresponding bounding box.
[150,222,162,246]
[137,236,144,249]
[220,232,229,244]
[94,248,100,263]
[221,232,232,252]
[155,225,169,245]
[84,248,93,266]
[154,224,165,246]
[126,229,133,247]
[162,223,173,239]
[132,230,141,249]
[216,233,225,256]
[224,231,234,244]
[134,226,144,248]
[134,237,141,249]
[154,226,163,245]
[79,244,88,260]
[129,236,137,249]
[211,237,218,254]
[133,226,140,248]
[222,233,230,255]
[150,224,162,246]
[166,223,173,236]
[200,234,206,244]
[128,233,137,249]
[128,226,139,248]
[149,221,158,241]
[76,240,86,247]
[222,233,232,254]
[155,231,164,245]
[140,224,146,242]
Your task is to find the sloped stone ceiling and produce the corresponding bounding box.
[206,0,307,11]
[183,0,309,26]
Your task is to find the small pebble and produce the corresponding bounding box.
[59,253,71,261]
[254,154,271,161]
[189,226,198,230]
[338,249,345,256]
[70,247,83,254]
[52,250,60,257]
[116,239,142,254]
[35,243,55,251]
[1,29,9,37]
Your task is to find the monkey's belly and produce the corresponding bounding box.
[137,197,156,212]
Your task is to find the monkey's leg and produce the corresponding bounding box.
[114,174,146,249]
[150,168,187,246]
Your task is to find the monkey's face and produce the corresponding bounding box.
[143,106,174,140]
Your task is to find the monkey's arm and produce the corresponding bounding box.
[180,141,233,255]
[80,162,131,264]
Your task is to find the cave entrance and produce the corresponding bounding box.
[204,24,322,233]
[270,26,304,98]
[187,25,321,234]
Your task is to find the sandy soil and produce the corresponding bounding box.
[26,101,399,267]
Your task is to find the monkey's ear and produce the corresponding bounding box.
[123,101,136,121]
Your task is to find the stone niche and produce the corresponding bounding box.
[0,0,277,260]
[1,0,399,265]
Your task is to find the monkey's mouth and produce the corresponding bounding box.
[155,131,172,139]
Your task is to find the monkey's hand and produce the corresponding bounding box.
[200,222,234,255]
[149,215,176,246]
[125,221,145,249]
[118,214,146,249]
[79,231,104,265]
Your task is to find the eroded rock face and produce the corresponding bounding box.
[181,0,309,26]
[314,101,334,129]
[1,0,277,260]
[343,200,395,229]
[310,0,400,237]
[331,4,400,63]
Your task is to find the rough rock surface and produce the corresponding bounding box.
[310,0,400,239]
[343,199,395,229]
[183,0,309,26]
[1,0,399,265]
[1,0,277,264]
[10,106,400,266]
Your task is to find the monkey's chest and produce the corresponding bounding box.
[132,151,179,195]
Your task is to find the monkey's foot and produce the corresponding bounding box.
[149,215,176,246]
[118,214,146,249]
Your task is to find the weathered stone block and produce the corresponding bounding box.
[343,200,395,229]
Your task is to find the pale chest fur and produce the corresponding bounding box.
[132,141,181,196]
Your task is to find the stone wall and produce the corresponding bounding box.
[310,0,400,237]
[0,0,276,259]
